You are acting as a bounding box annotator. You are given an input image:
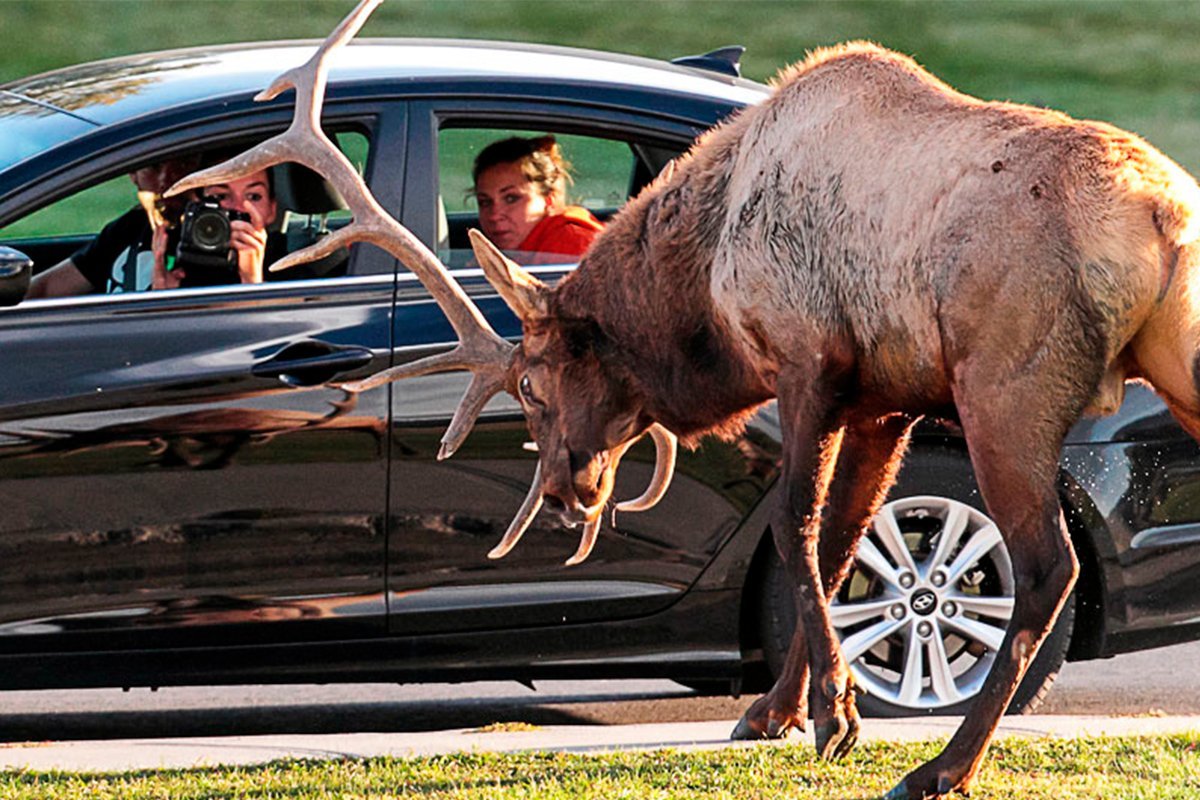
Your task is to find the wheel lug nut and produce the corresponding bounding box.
[899,573,916,589]
[942,601,958,617]
[917,621,934,638]
[931,571,947,588]
[890,603,907,620]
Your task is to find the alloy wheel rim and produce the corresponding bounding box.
[830,495,1014,710]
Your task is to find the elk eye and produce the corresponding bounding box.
[519,375,541,407]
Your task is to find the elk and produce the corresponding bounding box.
[169,1,1200,796]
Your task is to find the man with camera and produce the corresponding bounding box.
[27,158,279,298]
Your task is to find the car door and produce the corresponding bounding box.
[0,106,403,655]
[384,97,773,636]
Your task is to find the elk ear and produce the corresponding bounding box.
[468,228,550,321]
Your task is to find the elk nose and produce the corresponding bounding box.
[568,447,606,502]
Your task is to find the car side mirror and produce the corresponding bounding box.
[0,246,33,307]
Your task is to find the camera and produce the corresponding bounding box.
[173,199,250,287]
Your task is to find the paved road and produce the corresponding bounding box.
[1,640,1197,744]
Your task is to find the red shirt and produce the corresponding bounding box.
[515,206,604,262]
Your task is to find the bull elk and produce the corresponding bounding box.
[169,1,1200,796]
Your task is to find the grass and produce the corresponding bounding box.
[4,0,1200,168]
[1,735,1199,798]
[8,1,1200,239]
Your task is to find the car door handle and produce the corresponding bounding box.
[252,342,375,387]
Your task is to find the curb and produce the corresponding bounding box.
[2,715,1198,773]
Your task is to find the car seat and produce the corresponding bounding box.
[271,162,350,279]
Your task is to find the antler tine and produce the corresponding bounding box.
[439,369,511,460]
[487,463,544,560]
[615,423,678,512]
[256,0,382,112]
[564,518,602,567]
[168,0,380,198]
[167,0,516,457]
[341,343,505,393]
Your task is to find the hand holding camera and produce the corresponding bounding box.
[173,199,251,287]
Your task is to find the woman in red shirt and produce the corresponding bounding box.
[473,136,604,264]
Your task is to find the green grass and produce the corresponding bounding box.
[8,0,1200,240]
[2,735,1199,798]
[5,1,1200,169]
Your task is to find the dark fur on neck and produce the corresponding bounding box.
[554,123,774,445]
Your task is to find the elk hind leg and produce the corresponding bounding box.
[887,376,1082,798]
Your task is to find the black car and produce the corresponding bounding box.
[2,39,1200,718]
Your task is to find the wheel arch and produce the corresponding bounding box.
[733,434,1114,685]
[1057,472,1113,661]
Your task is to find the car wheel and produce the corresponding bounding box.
[759,446,1073,717]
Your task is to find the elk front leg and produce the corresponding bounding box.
[733,413,915,756]
[887,376,1082,798]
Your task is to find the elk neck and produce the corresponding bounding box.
[553,126,776,444]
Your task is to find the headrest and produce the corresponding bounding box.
[272,162,348,215]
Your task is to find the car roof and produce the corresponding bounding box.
[0,39,768,173]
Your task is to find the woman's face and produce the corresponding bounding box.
[474,161,553,250]
[203,170,277,230]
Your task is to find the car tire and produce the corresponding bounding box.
[758,445,1074,717]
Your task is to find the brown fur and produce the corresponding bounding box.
[489,42,1200,798]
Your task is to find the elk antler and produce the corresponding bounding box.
[615,423,678,512]
[165,0,512,461]
[168,0,680,566]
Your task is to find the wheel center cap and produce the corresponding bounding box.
[910,588,938,616]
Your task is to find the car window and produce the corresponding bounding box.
[437,127,637,267]
[315,130,368,232]
[4,128,370,298]
[1,174,132,240]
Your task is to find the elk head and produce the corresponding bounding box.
[166,0,677,566]
[467,231,678,564]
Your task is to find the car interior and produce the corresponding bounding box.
[2,125,688,294]
[434,125,685,267]
[1,130,367,296]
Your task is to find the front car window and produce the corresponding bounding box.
[1,129,370,300]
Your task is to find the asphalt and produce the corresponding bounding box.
[2,714,1199,772]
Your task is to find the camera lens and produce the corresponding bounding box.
[192,210,230,251]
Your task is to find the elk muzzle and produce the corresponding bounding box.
[487,423,678,565]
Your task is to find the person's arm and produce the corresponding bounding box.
[25,259,95,300]
[32,207,147,299]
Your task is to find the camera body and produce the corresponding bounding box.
[173,199,250,287]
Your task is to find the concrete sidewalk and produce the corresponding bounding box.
[3,715,1198,772]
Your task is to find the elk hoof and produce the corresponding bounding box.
[730,716,761,740]
[814,684,860,760]
[887,766,966,799]
[730,714,796,740]
[730,694,805,740]
[814,714,858,761]
[936,777,964,796]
